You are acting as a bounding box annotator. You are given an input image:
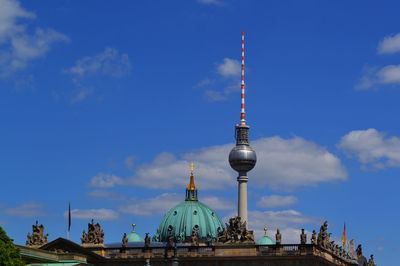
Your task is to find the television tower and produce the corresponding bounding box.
[228,31,257,229]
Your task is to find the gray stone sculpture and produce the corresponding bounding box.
[122,233,128,248]
[356,244,362,258]
[356,244,368,266]
[144,232,151,248]
[348,239,357,260]
[317,221,329,248]
[191,229,198,246]
[81,219,104,245]
[167,233,175,248]
[275,229,281,245]
[217,216,254,244]
[311,230,317,245]
[300,228,307,244]
[367,254,375,266]
[26,220,48,247]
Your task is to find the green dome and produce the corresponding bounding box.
[126,224,144,242]
[153,167,224,243]
[153,200,224,243]
[257,234,275,245]
[127,231,144,242]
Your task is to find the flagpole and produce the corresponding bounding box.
[67,201,71,240]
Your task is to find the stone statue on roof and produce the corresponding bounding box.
[317,221,330,249]
[217,216,254,244]
[26,220,48,247]
[122,233,128,248]
[81,219,104,246]
[300,228,307,244]
[191,229,199,246]
[311,230,317,245]
[348,239,357,260]
[275,229,281,245]
[367,254,375,266]
[145,233,151,248]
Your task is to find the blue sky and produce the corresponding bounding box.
[1,0,400,264]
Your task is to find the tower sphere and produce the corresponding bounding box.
[229,144,257,173]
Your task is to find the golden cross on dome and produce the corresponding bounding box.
[190,162,194,175]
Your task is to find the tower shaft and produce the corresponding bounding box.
[238,175,248,227]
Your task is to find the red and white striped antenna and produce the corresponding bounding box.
[240,31,246,126]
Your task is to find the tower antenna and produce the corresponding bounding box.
[241,30,246,126]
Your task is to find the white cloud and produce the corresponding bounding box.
[70,87,93,104]
[0,0,35,41]
[204,89,227,101]
[0,0,69,76]
[89,173,124,188]
[65,208,118,220]
[205,82,241,102]
[202,58,241,101]
[4,201,45,218]
[251,137,347,189]
[194,78,215,88]
[65,47,131,78]
[217,58,241,77]
[257,195,298,208]
[201,196,235,210]
[131,148,233,190]
[119,193,233,216]
[355,64,400,90]
[378,33,400,54]
[377,65,400,84]
[120,193,182,216]
[65,47,131,102]
[338,128,400,169]
[122,135,347,191]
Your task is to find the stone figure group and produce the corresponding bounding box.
[26,220,48,247]
[315,221,351,261]
[81,219,104,245]
[311,221,377,264]
[217,216,254,244]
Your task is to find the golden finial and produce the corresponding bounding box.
[187,162,197,191]
[264,226,268,235]
[132,223,136,231]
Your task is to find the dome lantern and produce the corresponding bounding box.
[185,162,198,201]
